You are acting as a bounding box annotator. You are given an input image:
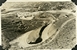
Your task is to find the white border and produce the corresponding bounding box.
[0,7,1,45]
[76,6,77,44]
[6,0,71,2]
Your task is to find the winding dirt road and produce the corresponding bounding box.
[8,9,76,50]
[9,16,75,50]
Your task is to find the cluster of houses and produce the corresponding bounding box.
[16,12,34,20]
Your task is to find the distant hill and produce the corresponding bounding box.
[1,2,75,12]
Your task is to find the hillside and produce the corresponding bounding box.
[1,1,76,50]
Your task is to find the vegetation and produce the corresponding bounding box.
[1,2,76,50]
[2,2,75,12]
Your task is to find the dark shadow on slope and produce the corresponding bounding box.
[29,25,48,44]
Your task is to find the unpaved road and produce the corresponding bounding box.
[9,16,75,50]
[4,9,75,50]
